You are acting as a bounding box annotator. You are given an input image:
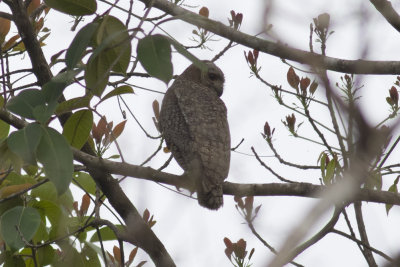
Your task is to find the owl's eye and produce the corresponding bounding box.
[208,73,218,81]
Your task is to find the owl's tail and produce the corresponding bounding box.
[197,178,223,210]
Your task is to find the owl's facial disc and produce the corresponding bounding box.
[205,66,225,97]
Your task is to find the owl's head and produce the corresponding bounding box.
[180,60,225,97]
[201,61,225,97]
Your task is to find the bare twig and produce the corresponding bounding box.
[354,202,378,267]
[370,0,400,33]
[251,146,297,183]
[331,229,393,263]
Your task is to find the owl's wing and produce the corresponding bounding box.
[173,79,231,180]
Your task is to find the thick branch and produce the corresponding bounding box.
[8,1,52,85]
[139,0,400,75]
[370,0,400,33]
[71,147,400,205]
[0,106,398,207]
[0,12,13,21]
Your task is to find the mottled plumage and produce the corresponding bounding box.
[159,61,230,210]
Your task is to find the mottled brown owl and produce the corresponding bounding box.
[159,61,231,210]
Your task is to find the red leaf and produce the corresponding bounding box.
[300,77,311,92]
[287,67,299,89]
[223,237,233,249]
[95,116,108,141]
[233,239,247,259]
[244,196,254,214]
[236,13,243,25]
[199,7,209,18]
[79,194,90,216]
[113,246,121,265]
[253,49,259,60]
[129,247,138,263]
[152,100,160,120]
[225,247,233,260]
[73,201,79,214]
[0,17,11,41]
[111,120,127,141]
[143,209,150,222]
[247,51,254,66]
[309,81,318,94]
[264,121,271,137]
[234,196,244,209]
[390,86,399,105]
[254,204,262,215]
[248,248,255,260]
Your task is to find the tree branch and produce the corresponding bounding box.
[271,207,342,267]
[139,0,400,75]
[331,229,394,263]
[0,106,399,207]
[370,0,400,33]
[0,12,13,21]
[354,201,378,267]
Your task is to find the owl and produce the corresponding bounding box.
[159,61,231,210]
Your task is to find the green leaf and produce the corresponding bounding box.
[82,243,101,266]
[56,96,91,115]
[324,159,336,185]
[366,171,382,190]
[7,123,42,165]
[0,206,41,250]
[137,34,173,84]
[6,89,46,119]
[93,16,131,74]
[57,188,74,211]
[37,245,55,266]
[90,225,125,242]
[66,23,98,70]
[169,38,206,71]
[4,78,72,123]
[84,53,110,97]
[0,119,10,140]
[2,172,25,185]
[32,102,57,124]
[3,251,25,267]
[36,126,73,195]
[73,172,97,195]
[386,182,398,215]
[30,211,49,243]
[62,110,93,149]
[99,85,134,104]
[0,140,23,173]
[31,181,58,202]
[85,16,131,97]
[44,0,97,16]
[31,199,63,226]
[52,240,85,267]
[42,69,82,103]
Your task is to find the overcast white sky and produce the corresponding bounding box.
[3,0,400,266]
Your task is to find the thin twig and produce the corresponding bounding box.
[331,229,394,262]
[251,146,296,183]
[264,137,320,170]
[248,221,304,267]
[354,201,378,267]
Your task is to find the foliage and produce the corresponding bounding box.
[0,0,399,266]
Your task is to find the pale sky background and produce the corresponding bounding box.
[3,0,400,266]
